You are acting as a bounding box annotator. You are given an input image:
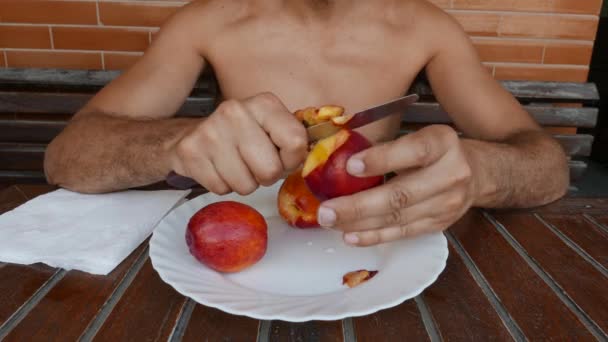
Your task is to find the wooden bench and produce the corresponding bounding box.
[0,68,600,186]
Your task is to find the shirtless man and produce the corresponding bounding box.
[44,0,569,246]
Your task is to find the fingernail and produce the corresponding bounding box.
[344,233,360,245]
[317,206,336,227]
[347,158,365,175]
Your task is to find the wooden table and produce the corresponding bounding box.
[0,184,607,341]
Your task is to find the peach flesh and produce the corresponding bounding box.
[278,171,321,228]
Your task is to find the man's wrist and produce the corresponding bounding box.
[161,117,200,175]
[461,138,508,208]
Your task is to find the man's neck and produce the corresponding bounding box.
[287,0,352,20]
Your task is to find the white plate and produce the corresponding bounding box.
[150,182,448,322]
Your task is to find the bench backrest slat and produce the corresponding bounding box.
[0,68,599,186]
[0,68,216,95]
[410,80,600,103]
[0,92,597,128]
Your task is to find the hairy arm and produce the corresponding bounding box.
[422,4,568,208]
[44,3,211,193]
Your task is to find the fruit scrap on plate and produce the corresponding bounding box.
[343,269,379,288]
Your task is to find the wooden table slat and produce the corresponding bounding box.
[492,213,608,336]
[0,264,58,326]
[353,299,430,342]
[590,216,608,235]
[0,186,28,215]
[269,320,344,342]
[449,211,596,340]
[91,259,188,342]
[2,242,148,341]
[542,214,608,270]
[508,198,608,215]
[422,244,513,340]
[181,304,260,342]
[11,184,56,201]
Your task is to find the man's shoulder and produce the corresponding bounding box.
[391,0,469,49]
[390,0,459,28]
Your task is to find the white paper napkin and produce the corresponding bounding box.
[0,188,191,275]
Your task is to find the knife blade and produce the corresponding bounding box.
[306,93,419,142]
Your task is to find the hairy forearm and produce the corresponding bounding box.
[464,130,569,208]
[44,113,197,193]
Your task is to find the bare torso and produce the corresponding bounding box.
[197,0,431,139]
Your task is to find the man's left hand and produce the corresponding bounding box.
[317,125,478,246]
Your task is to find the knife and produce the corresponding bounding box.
[166,93,419,189]
[306,93,419,142]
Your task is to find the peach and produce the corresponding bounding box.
[295,105,345,127]
[278,170,321,228]
[343,270,379,288]
[186,201,267,273]
[302,129,383,200]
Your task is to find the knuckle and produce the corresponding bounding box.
[258,163,283,184]
[389,187,410,211]
[414,136,432,166]
[235,182,258,196]
[210,182,230,195]
[453,163,472,184]
[287,127,308,150]
[386,209,405,226]
[195,123,221,146]
[175,136,197,161]
[352,202,365,220]
[217,100,246,120]
[399,224,411,238]
[255,92,281,107]
[437,124,459,143]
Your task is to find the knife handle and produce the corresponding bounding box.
[166,171,199,189]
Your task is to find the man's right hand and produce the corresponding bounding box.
[170,92,309,195]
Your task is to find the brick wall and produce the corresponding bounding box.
[0,0,603,82]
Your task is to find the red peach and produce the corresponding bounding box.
[186,201,267,273]
[302,129,383,200]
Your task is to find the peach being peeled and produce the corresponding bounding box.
[302,129,383,200]
[186,201,267,273]
[278,170,321,228]
[295,105,345,126]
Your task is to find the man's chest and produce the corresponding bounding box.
[205,21,429,113]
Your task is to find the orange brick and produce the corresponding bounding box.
[544,42,594,65]
[6,50,102,69]
[473,39,544,63]
[449,12,501,36]
[453,0,602,15]
[0,1,97,25]
[0,25,51,49]
[104,52,143,70]
[494,65,589,82]
[53,27,149,52]
[499,14,599,40]
[99,2,181,27]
